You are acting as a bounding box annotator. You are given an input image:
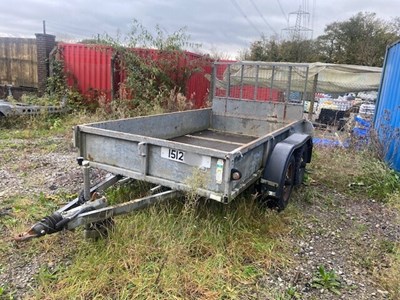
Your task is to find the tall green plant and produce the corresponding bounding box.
[46,56,67,97]
[103,20,207,115]
[46,49,84,109]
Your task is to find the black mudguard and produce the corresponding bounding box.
[262,133,312,198]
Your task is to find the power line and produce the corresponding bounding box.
[276,0,289,24]
[311,0,316,39]
[47,22,98,38]
[230,0,263,36]
[282,6,313,40]
[248,0,278,36]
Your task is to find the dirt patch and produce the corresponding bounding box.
[0,137,106,198]
[0,135,106,299]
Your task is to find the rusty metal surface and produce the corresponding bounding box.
[60,43,113,100]
[59,43,212,107]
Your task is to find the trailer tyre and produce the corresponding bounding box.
[266,155,296,211]
[279,155,296,210]
[296,146,308,185]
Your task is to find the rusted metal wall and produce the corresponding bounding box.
[119,49,213,108]
[118,48,212,108]
[186,54,212,108]
[0,37,38,88]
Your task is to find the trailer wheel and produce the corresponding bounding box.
[279,155,296,210]
[296,146,308,184]
[264,155,296,211]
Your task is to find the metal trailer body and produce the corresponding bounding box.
[16,61,314,241]
[74,86,313,203]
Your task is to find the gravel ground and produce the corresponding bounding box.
[0,137,82,198]
[259,185,399,299]
[0,135,107,299]
[0,135,399,299]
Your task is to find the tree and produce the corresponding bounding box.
[98,20,208,115]
[390,17,400,36]
[246,36,281,61]
[244,12,400,66]
[279,39,317,62]
[316,12,399,66]
[245,36,317,63]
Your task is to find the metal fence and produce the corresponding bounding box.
[59,43,114,101]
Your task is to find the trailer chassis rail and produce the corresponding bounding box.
[15,174,179,242]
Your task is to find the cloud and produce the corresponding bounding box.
[0,0,398,58]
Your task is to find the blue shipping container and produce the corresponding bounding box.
[374,40,400,171]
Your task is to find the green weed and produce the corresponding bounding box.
[355,159,400,201]
[36,264,66,284]
[311,265,342,295]
[105,180,153,205]
[286,286,301,299]
[0,284,16,300]
[240,265,261,279]
[271,286,301,300]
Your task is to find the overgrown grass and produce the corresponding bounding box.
[311,147,400,202]
[0,109,102,140]
[0,90,193,142]
[377,242,400,299]
[34,194,296,299]
[2,112,400,299]
[310,145,400,299]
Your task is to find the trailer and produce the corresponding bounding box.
[0,99,67,117]
[16,61,314,241]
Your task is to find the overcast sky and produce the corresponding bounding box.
[0,0,399,58]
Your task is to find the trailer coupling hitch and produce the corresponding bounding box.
[14,206,96,242]
[15,212,64,242]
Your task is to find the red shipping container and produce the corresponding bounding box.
[59,43,113,102]
[58,43,281,108]
[59,43,212,108]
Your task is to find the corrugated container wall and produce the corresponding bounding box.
[59,43,212,108]
[374,40,400,171]
[59,43,113,101]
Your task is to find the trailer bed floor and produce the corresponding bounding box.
[170,129,258,152]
